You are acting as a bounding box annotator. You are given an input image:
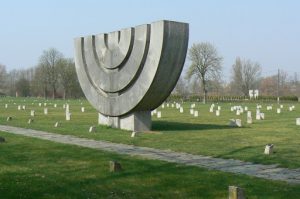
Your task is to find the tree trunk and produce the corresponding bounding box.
[202,77,207,104]
[52,85,56,99]
[43,86,47,99]
[63,89,66,100]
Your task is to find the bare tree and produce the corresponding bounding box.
[58,58,79,99]
[186,42,222,103]
[231,57,261,96]
[38,48,63,99]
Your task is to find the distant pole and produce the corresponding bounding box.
[277,69,280,104]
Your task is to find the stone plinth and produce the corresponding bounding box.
[98,111,151,132]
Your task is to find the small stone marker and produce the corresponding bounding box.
[217,106,221,111]
[167,103,169,107]
[30,110,35,117]
[109,161,122,172]
[54,104,57,108]
[236,110,240,116]
[228,186,245,199]
[54,122,60,127]
[277,108,281,114]
[216,110,220,116]
[244,106,248,111]
[6,116,12,121]
[89,126,95,133]
[264,144,274,155]
[171,103,174,108]
[81,107,85,112]
[296,118,300,126]
[194,111,198,117]
[260,113,265,120]
[280,104,283,109]
[131,131,137,137]
[256,110,261,120]
[229,119,242,127]
[0,137,5,143]
[157,111,161,118]
[235,119,242,127]
[210,107,214,113]
[44,103,47,106]
[66,112,71,121]
[17,105,21,110]
[162,104,165,109]
[190,109,194,115]
[5,104,8,108]
[179,107,183,113]
[44,108,48,115]
[38,103,42,107]
[22,105,26,110]
[28,118,34,124]
[247,116,252,124]
[247,111,251,118]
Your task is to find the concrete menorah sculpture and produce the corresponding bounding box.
[74,20,189,131]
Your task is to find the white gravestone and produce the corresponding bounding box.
[216,110,220,116]
[254,89,259,99]
[190,109,194,115]
[277,108,281,114]
[81,107,85,112]
[247,116,253,124]
[66,112,71,121]
[260,113,265,120]
[54,122,60,127]
[296,118,300,126]
[89,126,96,133]
[264,144,274,155]
[44,108,48,115]
[157,111,161,118]
[229,119,242,127]
[131,131,137,137]
[256,110,261,120]
[5,104,8,109]
[194,111,198,117]
[30,110,35,117]
[179,107,183,113]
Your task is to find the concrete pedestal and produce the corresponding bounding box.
[98,111,151,132]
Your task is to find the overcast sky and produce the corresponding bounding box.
[0,0,299,79]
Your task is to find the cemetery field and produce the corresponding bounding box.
[0,97,300,170]
[1,131,300,199]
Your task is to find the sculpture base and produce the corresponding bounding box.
[98,111,151,132]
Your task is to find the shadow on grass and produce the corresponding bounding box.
[214,146,255,158]
[152,121,233,131]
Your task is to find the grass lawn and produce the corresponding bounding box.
[0,97,299,169]
[1,131,300,199]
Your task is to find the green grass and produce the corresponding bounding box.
[1,131,300,199]
[0,97,300,169]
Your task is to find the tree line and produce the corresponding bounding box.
[0,48,83,99]
[175,42,300,103]
[0,44,299,101]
